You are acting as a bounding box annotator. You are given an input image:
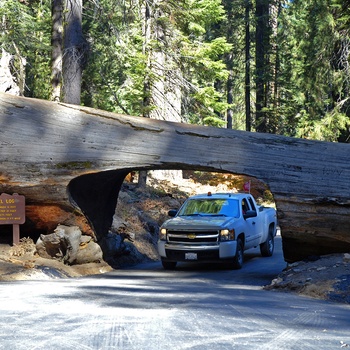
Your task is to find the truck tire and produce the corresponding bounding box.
[260,232,274,257]
[232,238,244,269]
[161,260,177,270]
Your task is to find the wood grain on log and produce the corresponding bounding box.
[1,92,350,262]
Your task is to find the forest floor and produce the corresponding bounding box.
[0,171,349,304]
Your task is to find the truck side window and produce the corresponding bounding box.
[248,197,256,212]
[242,199,250,214]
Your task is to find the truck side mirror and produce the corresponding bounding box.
[168,209,178,217]
[243,210,257,220]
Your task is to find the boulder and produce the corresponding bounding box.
[36,225,102,265]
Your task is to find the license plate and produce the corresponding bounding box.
[185,252,197,260]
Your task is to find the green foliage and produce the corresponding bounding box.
[0,0,51,98]
[81,0,232,124]
[2,0,349,143]
[0,0,36,50]
[296,108,350,142]
[81,0,146,114]
[177,0,225,36]
[277,0,350,141]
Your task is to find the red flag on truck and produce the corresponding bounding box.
[243,181,251,193]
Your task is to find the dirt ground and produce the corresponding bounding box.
[264,252,350,304]
[0,242,114,281]
[1,172,349,305]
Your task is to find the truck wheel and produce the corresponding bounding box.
[232,238,244,269]
[161,260,177,270]
[260,232,274,257]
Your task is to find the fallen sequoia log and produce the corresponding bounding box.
[1,92,350,263]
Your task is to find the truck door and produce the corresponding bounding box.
[248,197,264,245]
[242,197,261,248]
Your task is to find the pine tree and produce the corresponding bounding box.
[82,0,231,127]
[277,0,350,141]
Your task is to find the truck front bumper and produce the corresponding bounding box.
[157,241,237,261]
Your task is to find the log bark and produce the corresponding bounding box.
[1,92,350,262]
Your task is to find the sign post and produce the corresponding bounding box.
[0,193,25,245]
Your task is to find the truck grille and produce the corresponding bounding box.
[167,230,219,244]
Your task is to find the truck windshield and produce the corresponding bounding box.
[178,198,239,218]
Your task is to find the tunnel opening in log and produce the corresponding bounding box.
[67,169,131,241]
[66,167,276,264]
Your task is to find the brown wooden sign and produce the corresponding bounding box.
[0,193,25,245]
[0,193,25,225]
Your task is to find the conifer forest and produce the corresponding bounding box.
[1,0,350,142]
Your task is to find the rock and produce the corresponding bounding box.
[288,262,300,268]
[76,237,103,264]
[36,230,65,260]
[98,231,132,264]
[36,225,102,265]
[55,225,81,264]
[112,217,128,233]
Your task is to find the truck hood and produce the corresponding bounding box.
[162,215,236,230]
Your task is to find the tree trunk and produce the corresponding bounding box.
[51,0,64,101]
[0,49,20,95]
[224,0,233,130]
[255,0,269,132]
[62,0,85,104]
[138,0,152,187]
[245,0,251,131]
[1,92,350,263]
[12,44,26,96]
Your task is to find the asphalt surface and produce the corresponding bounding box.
[0,236,349,350]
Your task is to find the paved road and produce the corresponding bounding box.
[0,236,349,350]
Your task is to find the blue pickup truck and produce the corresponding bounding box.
[158,192,277,269]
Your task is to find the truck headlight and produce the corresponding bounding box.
[220,229,235,241]
[159,228,167,241]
